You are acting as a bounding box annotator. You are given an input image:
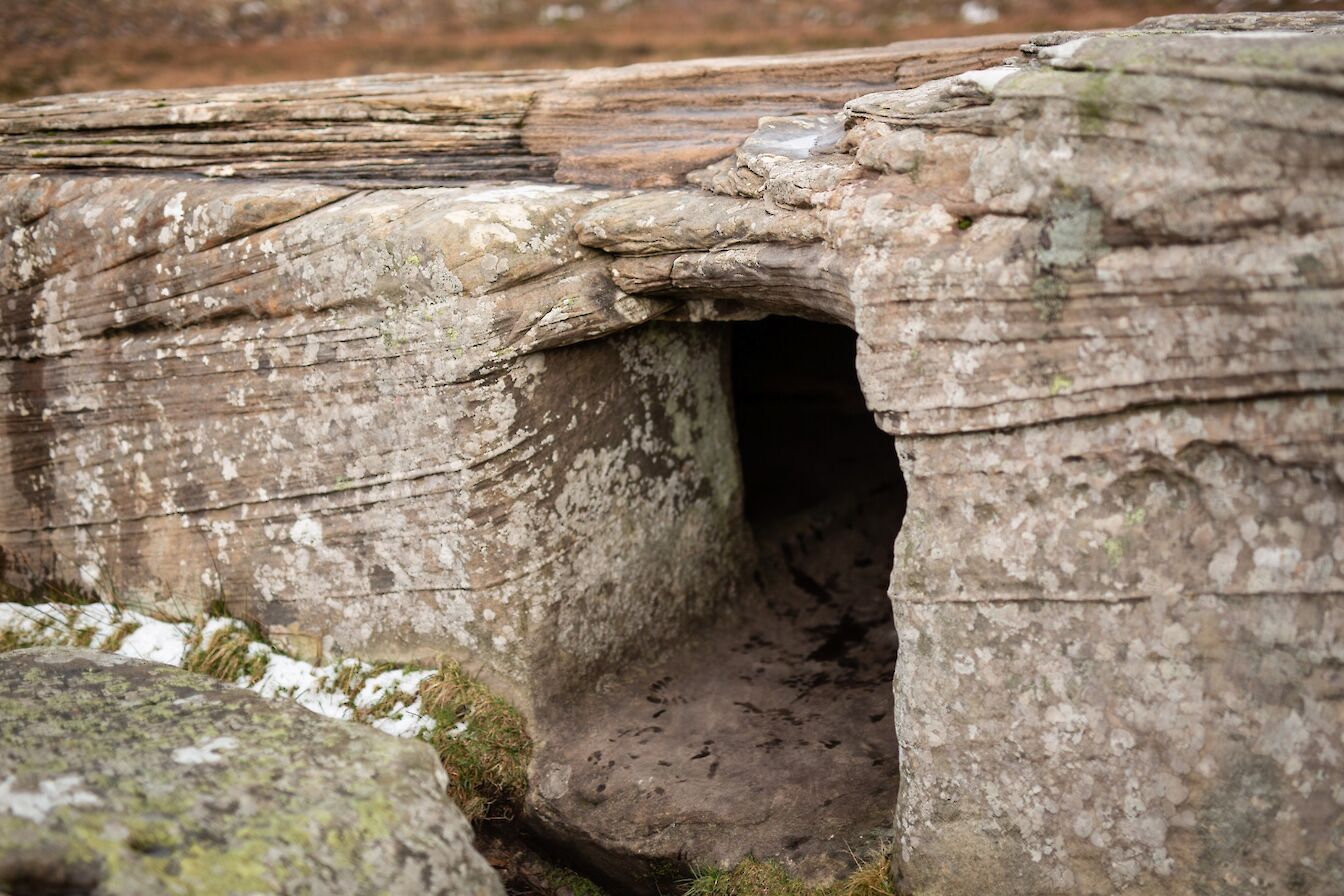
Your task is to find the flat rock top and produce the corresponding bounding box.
[0,646,502,896]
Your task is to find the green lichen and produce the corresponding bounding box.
[0,651,437,896]
[0,596,532,827]
[1074,73,1113,136]
[1030,274,1069,324]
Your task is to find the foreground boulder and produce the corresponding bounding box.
[0,647,503,896]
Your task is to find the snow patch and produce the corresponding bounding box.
[117,618,192,666]
[956,66,1020,94]
[0,602,445,741]
[1039,37,1092,65]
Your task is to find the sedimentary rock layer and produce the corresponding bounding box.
[0,36,1020,187]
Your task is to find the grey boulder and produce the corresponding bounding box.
[0,646,503,896]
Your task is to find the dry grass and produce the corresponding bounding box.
[0,547,108,608]
[182,623,270,684]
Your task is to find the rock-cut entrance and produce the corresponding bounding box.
[525,316,905,893]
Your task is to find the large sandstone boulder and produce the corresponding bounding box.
[0,646,503,896]
[1,10,1341,896]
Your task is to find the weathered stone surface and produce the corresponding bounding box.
[0,36,1020,188]
[2,10,1342,895]
[0,646,502,896]
[573,13,1344,892]
[890,397,1344,895]
[0,173,745,712]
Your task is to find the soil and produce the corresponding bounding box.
[525,483,904,894]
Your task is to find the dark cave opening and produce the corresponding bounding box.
[524,316,909,893]
[724,315,907,757]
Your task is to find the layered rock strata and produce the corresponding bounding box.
[2,12,1342,895]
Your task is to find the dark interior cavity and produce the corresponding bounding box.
[731,315,907,535]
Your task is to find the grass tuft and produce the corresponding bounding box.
[182,623,270,685]
[683,848,894,896]
[684,860,813,896]
[832,851,893,896]
[419,660,532,821]
[0,547,107,608]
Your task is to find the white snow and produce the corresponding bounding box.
[956,66,1020,94]
[116,618,192,667]
[1039,37,1092,66]
[355,668,435,708]
[0,602,447,742]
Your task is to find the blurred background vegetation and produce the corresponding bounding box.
[2,0,1340,100]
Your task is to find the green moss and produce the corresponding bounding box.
[545,868,609,896]
[1075,73,1112,136]
[0,579,534,830]
[683,850,894,896]
[419,660,532,821]
[0,652,426,896]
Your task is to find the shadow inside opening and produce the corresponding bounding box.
[524,317,907,893]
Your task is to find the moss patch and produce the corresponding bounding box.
[544,868,609,896]
[420,661,532,821]
[683,850,894,896]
